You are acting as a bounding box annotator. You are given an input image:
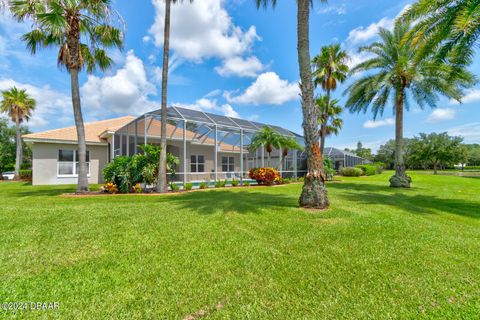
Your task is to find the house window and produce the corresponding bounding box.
[222,156,235,172]
[58,150,90,177]
[190,155,205,172]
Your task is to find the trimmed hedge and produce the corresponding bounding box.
[355,164,377,176]
[340,167,363,177]
[19,169,32,181]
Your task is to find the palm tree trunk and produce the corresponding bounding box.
[157,0,171,193]
[70,68,89,192]
[297,0,329,209]
[14,116,21,180]
[390,90,410,188]
[278,148,283,175]
[267,151,271,167]
[433,163,438,174]
[319,88,330,154]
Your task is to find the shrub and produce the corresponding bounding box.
[133,183,143,193]
[184,183,193,191]
[103,182,119,194]
[297,176,304,182]
[249,167,280,186]
[243,181,251,187]
[374,162,385,174]
[19,169,32,181]
[20,163,31,170]
[355,164,377,176]
[169,183,180,192]
[215,180,227,188]
[199,181,209,189]
[103,156,132,193]
[275,177,290,185]
[324,158,336,181]
[340,167,363,177]
[231,179,239,187]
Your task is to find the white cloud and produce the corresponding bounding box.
[215,56,265,78]
[174,97,239,118]
[0,79,71,129]
[426,108,456,123]
[363,118,395,128]
[451,88,480,104]
[448,122,480,143]
[149,0,259,62]
[316,4,346,15]
[81,50,157,116]
[347,17,394,45]
[225,72,299,105]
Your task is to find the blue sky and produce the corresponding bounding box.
[0,0,479,151]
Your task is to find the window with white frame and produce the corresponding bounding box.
[222,156,234,172]
[58,150,90,176]
[190,155,205,173]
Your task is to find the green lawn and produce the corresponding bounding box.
[1,172,480,319]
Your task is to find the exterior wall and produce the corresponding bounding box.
[168,140,241,182]
[31,142,109,185]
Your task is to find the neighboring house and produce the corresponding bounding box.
[324,147,368,170]
[23,107,368,186]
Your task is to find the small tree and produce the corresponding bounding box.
[249,127,283,167]
[0,87,35,179]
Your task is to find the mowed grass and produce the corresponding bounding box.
[1,172,480,319]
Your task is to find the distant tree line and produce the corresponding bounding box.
[371,133,479,173]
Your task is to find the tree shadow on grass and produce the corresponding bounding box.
[14,185,78,198]
[328,182,480,219]
[156,189,299,215]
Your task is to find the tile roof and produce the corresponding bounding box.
[22,116,136,143]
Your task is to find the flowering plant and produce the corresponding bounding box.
[103,182,119,194]
[249,167,280,186]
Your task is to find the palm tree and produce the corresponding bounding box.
[345,22,475,188]
[0,87,35,180]
[255,0,328,209]
[278,135,304,174]
[249,126,283,167]
[157,0,193,193]
[11,0,123,193]
[312,44,349,153]
[315,95,343,139]
[401,0,480,62]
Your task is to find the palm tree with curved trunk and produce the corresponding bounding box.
[312,44,348,153]
[315,95,343,139]
[345,23,475,188]
[0,87,35,180]
[255,0,328,209]
[11,0,124,193]
[157,0,193,193]
[401,0,480,62]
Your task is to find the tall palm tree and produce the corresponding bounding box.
[0,87,35,180]
[255,0,328,209]
[11,0,123,193]
[312,44,349,153]
[401,0,480,62]
[345,23,475,188]
[157,0,193,193]
[315,95,343,138]
[249,126,283,167]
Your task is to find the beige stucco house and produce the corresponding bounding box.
[23,107,307,186]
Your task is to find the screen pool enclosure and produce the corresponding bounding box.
[111,106,366,184]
